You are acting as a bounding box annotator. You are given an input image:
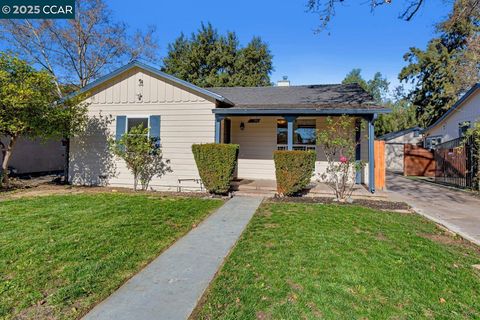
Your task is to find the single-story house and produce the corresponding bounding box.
[423,83,480,148]
[379,127,423,173]
[68,60,389,193]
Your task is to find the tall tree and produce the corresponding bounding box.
[0,53,87,187]
[162,23,273,87]
[0,0,157,181]
[342,69,417,136]
[342,68,368,91]
[342,68,389,104]
[0,0,158,96]
[376,86,418,136]
[399,0,480,127]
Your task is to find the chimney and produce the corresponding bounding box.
[277,76,290,87]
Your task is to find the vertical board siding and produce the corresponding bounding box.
[69,68,214,191]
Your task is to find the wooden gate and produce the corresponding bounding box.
[404,144,436,176]
[374,140,386,190]
[434,137,477,189]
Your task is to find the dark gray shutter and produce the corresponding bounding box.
[149,115,161,147]
[116,116,127,141]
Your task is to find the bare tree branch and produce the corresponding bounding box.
[0,0,159,93]
[306,0,436,32]
[399,0,425,21]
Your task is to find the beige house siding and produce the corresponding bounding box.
[70,65,375,191]
[69,67,217,190]
[229,116,369,183]
[426,89,480,141]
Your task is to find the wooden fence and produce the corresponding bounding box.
[404,144,436,177]
[374,140,386,190]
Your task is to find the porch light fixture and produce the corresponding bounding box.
[240,122,245,130]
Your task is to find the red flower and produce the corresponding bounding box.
[339,156,348,163]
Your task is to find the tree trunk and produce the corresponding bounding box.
[1,136,18,188]
[133,172,138,191]
[63,137,70,183]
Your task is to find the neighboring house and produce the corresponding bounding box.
[0,137,65,175]
[68,60,389,192]
[423,83,480,148]
[379,127,423,173]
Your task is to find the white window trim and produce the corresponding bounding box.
[126,115,150,138]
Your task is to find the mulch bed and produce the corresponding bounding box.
[267,196,411,212]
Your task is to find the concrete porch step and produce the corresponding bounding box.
[233,190,276,197]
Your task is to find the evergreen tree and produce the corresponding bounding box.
[342,69,389,104]
[399,0,480,127]
[376,87,418,137]
[162,23,273,87]
[342,68,368,91]
[342,69,418,136]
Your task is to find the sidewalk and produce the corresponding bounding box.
[83,196,263,320]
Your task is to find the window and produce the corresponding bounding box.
[458,121,471,137]
[277,119,288,145]
[127,117,149,136]
[277,119,316,149]
[425,136,442,149]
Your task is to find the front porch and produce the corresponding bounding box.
[214,113,378,193]
[208,83,390,194]
[231,178,389,199]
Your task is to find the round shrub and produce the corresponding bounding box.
[274,150,316,196]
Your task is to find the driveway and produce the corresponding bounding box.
[388,173,480,246]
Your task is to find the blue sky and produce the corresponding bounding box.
[114,1,450,89]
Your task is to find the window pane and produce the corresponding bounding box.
[295,119,316,145]
[277,119,287,144]
[127,118,149,132]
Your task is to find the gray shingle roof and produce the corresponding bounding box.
[209,83,385,110]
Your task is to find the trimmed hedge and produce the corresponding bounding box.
[273,150,316,196]
[192,143,239,194]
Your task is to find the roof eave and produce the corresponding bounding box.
[424,83,480,133]
[212,108,391,115]
[378,126,423,141]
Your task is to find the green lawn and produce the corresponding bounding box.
[0,193,222,320]
[195,202,480,320]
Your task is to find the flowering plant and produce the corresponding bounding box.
[317,116,365,201]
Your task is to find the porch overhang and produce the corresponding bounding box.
[213,108,384,194]
[212,108,390,116]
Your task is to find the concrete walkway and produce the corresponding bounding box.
[388,173,480,246]
[83,196,263,320]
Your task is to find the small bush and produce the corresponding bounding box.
[192,143,239,194]
[273,150,316,196]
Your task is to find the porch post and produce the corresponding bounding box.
[215,115,224,143]
[355,119,361,184]
[284,116,297,151]
[368,114,377,193]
